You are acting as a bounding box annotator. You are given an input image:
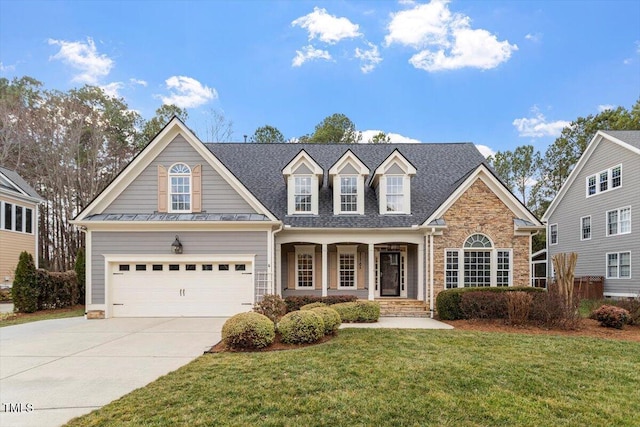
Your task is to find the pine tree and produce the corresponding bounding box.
[12,251,38,313]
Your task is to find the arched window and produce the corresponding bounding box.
[169,163,191,212]
[445,234,511,289]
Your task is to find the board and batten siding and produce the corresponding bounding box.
[90,230,268,304]
[103,135,256,214]
[547,139,639,296]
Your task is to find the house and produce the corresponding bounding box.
[0,167,43,286]
[542,130,640,298]
[71,117,543,319]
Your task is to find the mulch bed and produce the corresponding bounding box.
[207,332,335,353]
[0,305,84,321]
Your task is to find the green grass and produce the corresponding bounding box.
[0,306,84,327]
[66,329,640,427]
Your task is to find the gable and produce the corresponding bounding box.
[339,163,359,175]
[386,163,406,175]
[103,135,256,215]
[293,163,314,175]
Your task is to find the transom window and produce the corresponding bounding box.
[445,234,511,289]
[581,216,591,240]
[587,164,622,197]
[169,163,191,212]
[294,176,312,213]
[607,207,631,236]
[386,176,404,212]
[295,246,314,288]
[340,176,358,213]
[338,246,357,289]
[607,252,631,279]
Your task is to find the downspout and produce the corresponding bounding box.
[429,228,435,319]
[530,230,540,287]
[271,222,284,295]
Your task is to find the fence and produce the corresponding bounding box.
[573,276,604,300]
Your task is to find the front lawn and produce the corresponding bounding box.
[0,305,85,327]
[66,329,640,426]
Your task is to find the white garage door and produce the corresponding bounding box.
[110,260,254,317]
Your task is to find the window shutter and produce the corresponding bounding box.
[192,164,202,212]
[158,165,168,213]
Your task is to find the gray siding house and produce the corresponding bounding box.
[543,130,640,297]
[73,117,543,319]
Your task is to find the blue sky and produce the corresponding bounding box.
[1,0,639,156]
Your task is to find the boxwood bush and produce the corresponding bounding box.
[593,305,630,329]
[278,310,324,344]
[300,302,327,310]
[436,287,544,320]
[331,301,380,323]
[221,312,275,349]
[284,295,357,312]
[311,306,341,334]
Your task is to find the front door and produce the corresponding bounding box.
[380,252,400,297]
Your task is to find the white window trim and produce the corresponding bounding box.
[379,174,411,215]
[443,247,513,288]
[0,200,33,235]
[333,174,365,215]
[580,215,591,241]
[445,249,460,289]
[337,245,358,289]
[294,245,315,289]
[549,223,558,245]
[606,206,631,237]
[168,163,192,213]
[288,175,319,215]
[606,251,631,279]
[586,164,622,198]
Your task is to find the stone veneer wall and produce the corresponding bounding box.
[432,178,531,298]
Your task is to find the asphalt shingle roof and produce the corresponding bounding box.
[601,130,640,150]
[0,166,42,200]
[206,143,487,228]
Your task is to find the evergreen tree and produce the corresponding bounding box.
[12,251,38,313]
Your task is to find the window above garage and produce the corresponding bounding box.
[157,163,202,213]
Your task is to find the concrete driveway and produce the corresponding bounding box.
[0,316,226,427]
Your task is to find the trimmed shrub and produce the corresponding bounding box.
[436,287,544,320]
[331,301,380,323]
[36,270,79,310]
[311,306,341,335]
[253,294,287,325]
[222,312,275,349]
[75,248,86,305]
[300,302,327,310]
[593,305,629,329]
[284,295,357,312]
[615,298,640,325]
[278,310,324,344]
[12,252,38,313]
[460,291,507,319]
[506,291,533,325]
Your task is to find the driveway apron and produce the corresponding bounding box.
[0,316,225,427]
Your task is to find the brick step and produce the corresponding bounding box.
[381,312,430,318]
[378,299,429,317]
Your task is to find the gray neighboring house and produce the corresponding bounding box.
[72,117,543,319]
[542,130,640,298]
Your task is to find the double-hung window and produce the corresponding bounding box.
[587,165,622,197]
[607,252,631,279]
[295,246,314,289]
[549,224,558,245]
[337,246,357,289]
[445,234,511,289]
[294,176,312,213]
[340,177,357,213]
[169,163,191,212]
[386,176,404,212]
[581,216,591,240]
[607,207,631,236]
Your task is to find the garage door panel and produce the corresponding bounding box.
[110,261,254,317]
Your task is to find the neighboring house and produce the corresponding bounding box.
[0,167,43,286]
[543,130,640,298]
[72,118,543,319]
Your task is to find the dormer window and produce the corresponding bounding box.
[283,150,323,215]
[329,150,369,215]
[169,163,191,212]
[371,150,416,215]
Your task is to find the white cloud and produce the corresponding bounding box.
[361,130,421,144]
[598,104,615,112]
[512,107,569,138]
[292,7,361,44]
[475,144,495,158]
[48,37,114,84]
[158,76,217,108]
[0,61,16,72]
[129,78,148,87]
[292,45,332,67]
[385,0,517,72]
[354,42,382,73]
[525,33,542,43]
[100,82,124,98]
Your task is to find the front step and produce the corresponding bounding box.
[376,299,429,318]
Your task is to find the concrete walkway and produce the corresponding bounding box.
[340,316,453,329]
[0,316,225,427]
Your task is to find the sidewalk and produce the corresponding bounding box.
[340,316,453,329]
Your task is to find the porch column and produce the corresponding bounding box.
[275,243,282,296]
[417,238,424,301]
[368,243,375,300]
[321,243,328,297]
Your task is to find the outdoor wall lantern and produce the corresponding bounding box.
[171,235,183,254]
